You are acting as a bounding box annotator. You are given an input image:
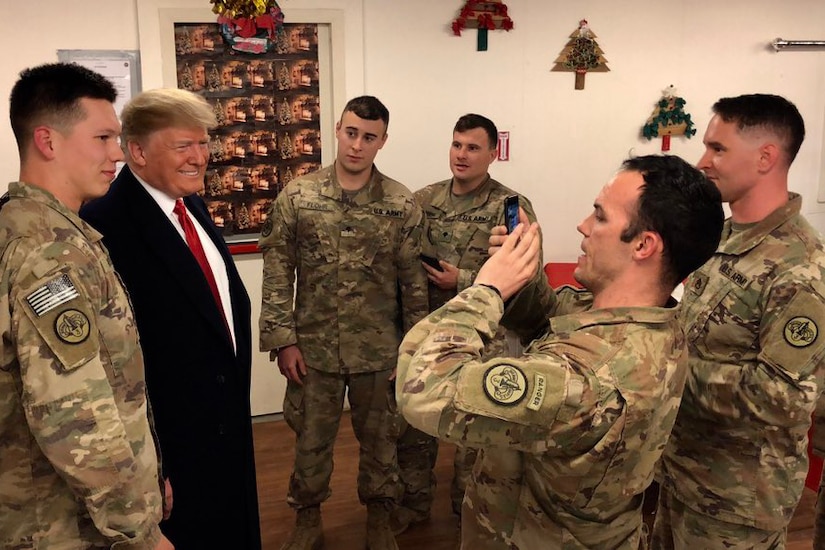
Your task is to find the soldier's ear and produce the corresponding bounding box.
[32,126,57,160]
[633,230,662,262]
[757,142,780,174]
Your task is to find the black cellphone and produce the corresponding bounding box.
[420,254,444,272]
[504,195,520,234]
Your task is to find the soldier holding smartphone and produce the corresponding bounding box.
[393,113,540,534]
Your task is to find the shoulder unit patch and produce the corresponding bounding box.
[483,364,528,406]
[54,309,91,345]
[784,316,818,348]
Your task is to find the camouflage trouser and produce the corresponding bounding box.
[395,424,480,517]
[451,446,479,515]
[395,424,439,516]
[651,486,786,549]
[284,367,401,508]
[815,467,825,549]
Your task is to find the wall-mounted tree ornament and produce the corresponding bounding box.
[642,86,696,151]
[452,1,514,52]
[552,19,609,90]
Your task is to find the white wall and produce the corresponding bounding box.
[1,0,824,414]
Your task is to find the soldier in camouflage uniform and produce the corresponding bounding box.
[0,64,171,549]
[394,114,540,533]
[397,155,723,549]
[259,96,428,550]
[653,95,825,549]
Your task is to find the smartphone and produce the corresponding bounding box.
[420,254,444,272]
[504,195,520,234]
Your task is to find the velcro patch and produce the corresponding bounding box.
[526,373,547,411]
[26,274,78,317]
[784,316,818,348]
[54,309,91,345]
[261,217,273,238]
[298,201,333,212]
[483,364,527,406]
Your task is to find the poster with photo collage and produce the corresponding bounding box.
[174,22,322,244]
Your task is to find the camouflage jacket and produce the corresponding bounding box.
[397,284,688,548]
[259,164,428,373]
[661,193,825,530]
[415,176,538,358]
[0,182,162,549]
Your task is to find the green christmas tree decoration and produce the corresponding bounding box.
[207,170,223,196]
[552,19,609,90]
[236,203,251,230]
[207,64,222,91]
[278,98,293,125]
[642,86,696,152]
[280,132,294,159]
[179,62,194,91]
[277,62,292,90]
[213,99,226,126]
[276,26,291,54]
[176,28,193,55]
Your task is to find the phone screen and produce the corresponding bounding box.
[504,195,519,234]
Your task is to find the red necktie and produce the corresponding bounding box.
[173,199,230,335]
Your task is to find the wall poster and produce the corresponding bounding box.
[174,22,322,245]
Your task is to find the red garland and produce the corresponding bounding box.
[452,1,514,37]
[452,18,466,36]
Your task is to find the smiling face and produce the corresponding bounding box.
[449,127,496,191]
[130,126,210,198]
[335,110,387,177]
[574,170,644,294]
[51,98,123,208]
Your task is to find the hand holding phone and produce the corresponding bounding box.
[420,254,444,272]
[504,195,520,234]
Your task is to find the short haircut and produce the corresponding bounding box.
[120,88,217,146]
[620,155,723,289]
[712,94,805,164]
[454,114,498,149]
[10,62,117,156]
[341,96,389,129]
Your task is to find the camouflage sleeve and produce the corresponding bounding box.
[8,239,162,549]
[499,270,559,344]
[456,268,476,294]
[398,198,429,333]
[397,285,611,454]
[749,277,825,427]
[698,273,825,431]
[258,187,299,357]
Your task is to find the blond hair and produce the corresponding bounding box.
[121,88,217,145]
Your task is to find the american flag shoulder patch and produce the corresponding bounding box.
[26,274,80,317]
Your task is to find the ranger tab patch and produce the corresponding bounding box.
[483,364,527,406]
[784,316,818,348]
[26,274,79,317]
